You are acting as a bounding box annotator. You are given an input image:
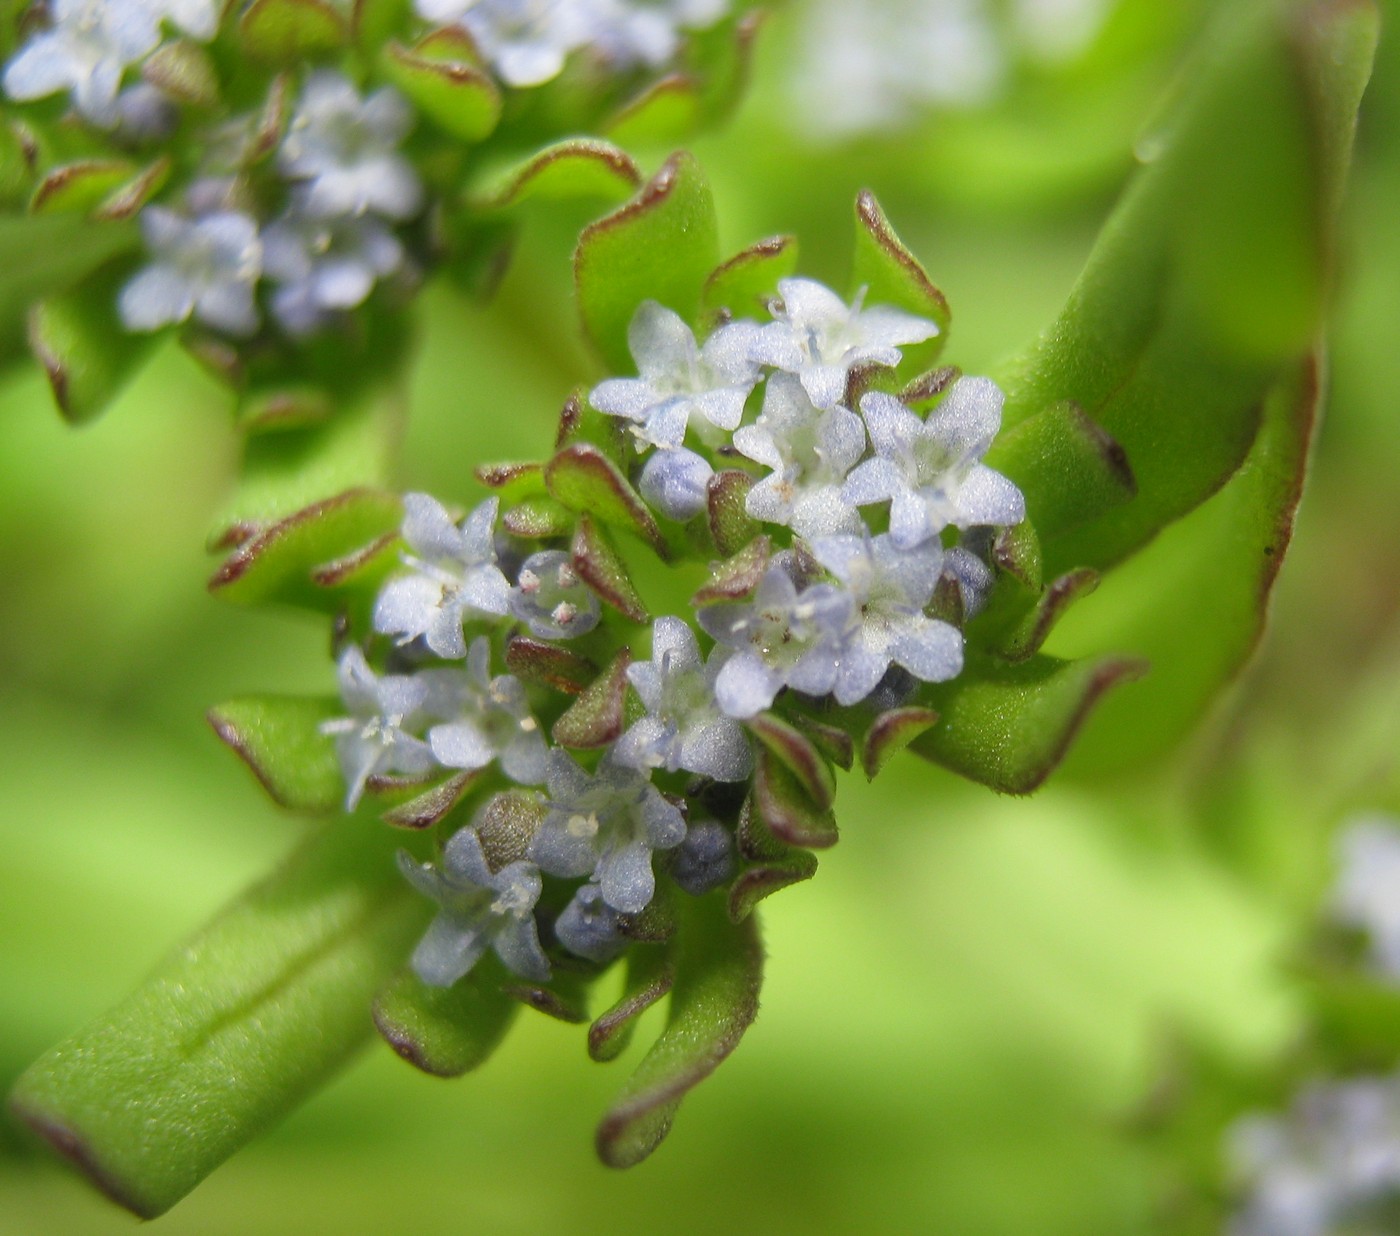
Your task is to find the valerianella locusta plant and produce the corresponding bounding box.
[6,0,1375,1222]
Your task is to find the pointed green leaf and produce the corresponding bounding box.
[753,749,838,850]
[788,713,855,772]
[380,770,484,830]
[209,488,404,609]
[589,945,673,1063]
[692,534,769,607]
[861,707,941,780]
[996,0,1376,575]
[27,264,157,425]
[909,653,1148,794]
[706,469,759,557]
[501,494,573,538]
[990,567,1101,663]
[596,892,761,1168]
[702,235,797,321]
[504,635,597,695]
[239,0,348,61]
[605,76,703,148]
[1045,355,1320,773]
[373,966,517,1078]
[746,712,834,811]
[572,513,649,623]
[728,794,818,923]
[850,190,950,373]
[504,971,591,1024]
[207,695,343,813]
[9,820,426,1218]
[468,138,641,210]
[141,39,220,108]
[574,152,720,372]
[0,214,139,343]
[29,160,135,215]
[382,39,501,142]
[474,460,546,500]
[544,442,667,557]
[551,647,632,749]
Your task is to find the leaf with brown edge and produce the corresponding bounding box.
[909,652,1148,795]
[789,713,855,772]
[861,707,940,780]
[589,946,673,1063]
[380,770,484,830]
[692,535,769,607]
[92,158,171,222]
[468,138,641,211]
[545,443,666,557]
[473,789,544,871]
[209,489,403,609]
[753,750,838,850]
[504,970,591,1024]
[141,39,219,108]
[504,636,596,695]
[986,400,1137,547]
[992,521,1043,592]
[236,386,334,434]
[701,235,797,321]
[995,568,1100,663]
[239,0,347,61]
[372,966,517,1078]
[381,38,500,142]
[729,792,818,923]
[706,469,759,557]
[575,152,720,373]
[595,892,762,1169]
[551,648,632,749]
[474,460,545,500]
[605,74,703,148]
[207,695,342,814]
[746,712,834,811]
[502,494,573,539]
[29,160,134,215]
[851,190,950,373]
[572,513,649,623]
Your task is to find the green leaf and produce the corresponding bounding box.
[595,892,762,1168]
[209,488,404,609]
[352,0,410,52]
[850,191,950,373]
[589,945,673,1063]
[501,494,573,538]
[239,0,348,61]
[728,793,817,923]
[705,469,759,557]
[996,0,1376,575]
[1045,355,1320,774]
[0,121,33,209]
[29,160,135,215]
[605,76,703,148]
[752,749,838,849]
[861,706,941,780]
[544,443,667,557]
[467,138,641,210]
[910,652,1147,794]
[504,635,597,695]
[552,647,632,749]
[574,151,720,372]
[373,966,517,1078]
[986,567,1101,663]
[380,769,484,830]
[745,712,834,811]
[381,38,501,142]
[207,695,343,813]
[141,39,221,108]
[9,819,426,1218]
[691,533,769,606]
[701,235,797,322]
[27,263,157,425]
[572,513,650,623]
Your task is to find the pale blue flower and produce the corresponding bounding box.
[1228,1074,1400,1236]
[810,531,962,705]
[399,827,550,985]
[749,277,938,410]
[671,820,735,896]
[942,528,996,618]
[590,301,761,451]
[508,549,600,640]
[118,206,262,336]
[279,71,422,220]
[613,616,752,781]
[638,446,713,521]
[731,372,866,538]
[319,646,438,810]
[553,882,626,963]
[419,0,593,88]
[842,378,1025,548]
[425,636,548,785]
[531,752,686,914]
[374,495,511,658]
[697,559,853,718]
[2,0,160,124]
[262,205,406,336]
[1332,816,1400,979]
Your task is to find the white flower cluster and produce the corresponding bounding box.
[117,71,421,339]
[414,0,730,88]
[321,278,1026,988]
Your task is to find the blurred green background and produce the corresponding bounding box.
[2,3,1397,1231]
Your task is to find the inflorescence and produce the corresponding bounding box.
[319,276,1025,989]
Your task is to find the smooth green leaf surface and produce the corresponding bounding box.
[996,0,1375,575]
[9,820,426,1218]
[572,513,650,623]
[208,694,344,813]
[595,893,762,1168]
[544,443,666,556]
[702,235,797,320]
[467,139,640,210]
[239,0,347,61]
[29,161,135,215]
[574,152,720,372]
[728,793,818,923]
[588,945,673,1063]
[382,40,500,142]
[373,966,518,1078]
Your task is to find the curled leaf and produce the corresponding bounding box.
[373,966,517,1078]
[572,513,649,623]
[706,469,759,557]
[468,139,640,210]
[589,946,673,1063]
[861,707,940,780]
[504,636,597,695]
[753,749,838,849]
[551,648,632,749]
[207,695,342,814]
[746,712,835,811]
[545,443,666,557]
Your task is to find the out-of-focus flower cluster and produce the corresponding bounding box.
[318,277,1025,988]
[1,0,734,341]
